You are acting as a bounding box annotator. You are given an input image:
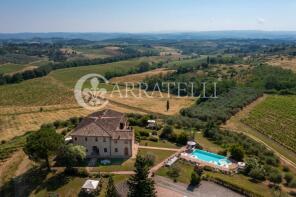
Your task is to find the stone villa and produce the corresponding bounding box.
[71,109,135,158]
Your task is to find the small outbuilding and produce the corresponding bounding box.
[64,136,72,144]
[146,120,157,129]
[81,179,100,193]
[187,141,196,150]
[238,162,246,170]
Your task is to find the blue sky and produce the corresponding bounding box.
[1,0,296,33]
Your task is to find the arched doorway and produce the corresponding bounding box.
[124,147,129,156]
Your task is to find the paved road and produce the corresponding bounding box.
[155,176,244,197]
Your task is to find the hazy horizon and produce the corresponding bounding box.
[1,0,296,33]
[2,30,296,34]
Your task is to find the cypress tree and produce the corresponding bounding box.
[127,155,156,197]
[106,176,118,197]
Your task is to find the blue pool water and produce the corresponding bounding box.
[191,149,231,166]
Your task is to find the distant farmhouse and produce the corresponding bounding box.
[71,109,135,158]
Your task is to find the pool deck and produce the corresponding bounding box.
[180,153,238,174]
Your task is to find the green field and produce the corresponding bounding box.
[0,63,27,74]
[73,46,121,59]
[0,57,165,106]
[50,56,164,88]
[0,59,50,75]
[243,95,296,151]
[0,77,74,106]
[164,56,206,69]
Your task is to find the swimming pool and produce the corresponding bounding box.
[190,149,231,166]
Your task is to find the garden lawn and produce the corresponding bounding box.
[31,176,86,197]
[30,173,129,197]
[194,132,223,153]
[138,148,177,165]
[139,140,180,149]
[90,148,176,172]
[156,160,195,184]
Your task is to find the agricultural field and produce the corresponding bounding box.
[70,46,122,59]
[0,58,194,141]
[0,59,50,75]
[105,90,195,116]
[222,95,296,168]
[49,56,168,88]
[266,56,296,73]
[164,56,206,69]
[0,102,147,142]
[243,95,296,151]
[110,68,175,84]
[153,46,182,57]
[0,77,74,106]
[0,63,28,74]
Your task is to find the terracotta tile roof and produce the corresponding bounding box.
[71,109,133,139]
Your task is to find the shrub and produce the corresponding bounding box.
[268,170,282,184]
[139,130,150,137]
[144,153,156,167]
[203,166,213,171]
[288,179,296,188]
[249,167,266,182]
[169,132,178,142]
[69,117,79,126]
[190,171,201,186]
[283,166,290,172]
[53,120,62,129]
[148,136,158,142]
[284,173,294,185]
[229,145,244,161]
[218,149,227,156]
[160,125,173,139]
[64,167,78,176]
[61,129,68,136]
[78,168,89,177]
[176,132,189,145]
[151,131,158,136]
[167,166,180,182]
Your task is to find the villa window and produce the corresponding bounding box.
[120,123,124,129]
[95,137,98,142]
[115,148,118,152]
[85,137,87,141]
[74,137,77,141]
[104,148,107,153]
[103,137,106,142]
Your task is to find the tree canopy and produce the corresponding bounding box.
[127,155,156,197]
[23,127,64,170]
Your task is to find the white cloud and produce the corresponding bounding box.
[256,17,266,25]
